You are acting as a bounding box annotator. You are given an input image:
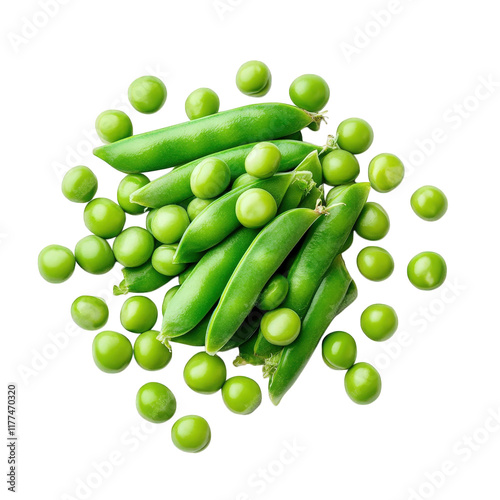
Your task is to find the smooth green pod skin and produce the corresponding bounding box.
[206,207,323,354]
[130,140,322,208]
[94,104,322,173]
[174,172,297,263]
[282,182,370,319]
[268,256,356,405]
[113,260,174,295]
[161,228,259,339]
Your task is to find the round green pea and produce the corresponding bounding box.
[235,188,277,228]
[322,331,357,370]
[128,76,167,114]
[187,197,214,221]
[183,352,227,395]
[171,415,211,453]
[92,331,133,374]
[222,376,262,415]
[145,209,157,234]
[232,173,257,190]
[95,110,133,143]
[84,198,126,239]
[38,244,75,283]
[360,304,398,342]
[162,285,180,315]
[245,142,281,179]
[113,227,154,268]
[185,88,220,120]
[355,202,390,241]
[289,74,330,112]
[368,153,405,193]
[120,296,158,333]
[407,252,447,290]
[190,158,231,199]
[75,235,115,275]
[117,174,149,215]
[357,246,394,282]
[321,149,360,186]
[345,362,382,405]
[61,166,98,203]
[411,186,448,221]
[150,205,190,244]
[256,274,289,311]
[236,60,271,97]
[260,308,301,346]
[71,295,109,330]
[336,118,374,154]
[134,331,172,371]
[136,382,176,423]
[152,245,187,276]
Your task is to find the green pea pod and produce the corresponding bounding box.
[94,104,324,173]
[299,184,324,209]
[267,256,357,405]
[174,172,308,264]
[282,182,370,319]
[206,206,325,354]
[160,228,258,339]
[113,260,173,295]
[131,140,322,208]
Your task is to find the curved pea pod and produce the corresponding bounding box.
[267,256,357,405]
[282,182,370,319]
[205,206,325,354]
[94,103,324,173]
[160,228,258,339]
[174,172,306,264]
[113,260,173,295]
[131,140,322,208]
[299,184,324,209]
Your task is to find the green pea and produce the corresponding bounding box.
[171,415,211,453]
[322,331,357,370]
[71,296,109,331]
[120,296,158,333]
[152,245,187,276]
[185,88,220,120]
[355,202,390,241]
[336,118,374,154]
[236,60,271,97]
[136,382,176,423]
[61,166,98,203]
[235,188,277,228]
[407,251,447,290]
[340,232,354,253]
[221,376,262,415]
[183,352,227,394]
[162,285,180,315]
[245,142,281,179]
[260,308,301,346]
[289,74,330,112]
[128,76,167,114]
[150,205,190,244]
[190,158,231,200]
[134,331,172,371]
[411,186,448,221]
[113,227,154,268]
[360,304,398,342]
[368,153,404,193]
[232,173,257,190]
[38,244,75,283]
[344,362,381,405]
[92,331,133,374]
[357,246,394,282]
[256,274,289,311]
[95,110,133,143]
[84,198,126,239]
[187,198,214,221]
[321,149,360,186]
[145,209,157,234]
[75,235,115,275]
[117,174,149,215]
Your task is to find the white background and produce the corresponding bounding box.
[2,0,500,499]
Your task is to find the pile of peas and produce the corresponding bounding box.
[38,60,448,452]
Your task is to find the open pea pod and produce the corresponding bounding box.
[113,260,174,295]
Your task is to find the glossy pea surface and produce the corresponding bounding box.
[221,376,262,415]
[245,142,281,179]
[185,88,220,120]
[289,74,330,112]
[355,202,390,241]
[92,331,133,373]
[183,352,227,394]
[75,235,115,275]
[150,205,190,244]
[256,274,289,311]
[236,60,271,97]
[95,110,133,143]
[113,227,154,268]
[235,188,277,228]
[136,382,176,423]
[345,362,382,405]
[336,118,374,154]
[152,245,187,276]
[71,296,109,330]
[134,330,172,371]
[190,157,231,199]
[171,415,211,453]
[260,308,301,346]
[411,186,448,221]
[120,296,158,333]
[128,76,167,114]
[322,331,357,370]
[368,153,405,193]
[187,198,214,221]
[84,198,126,239]
[360,304,398,341]
[322,149,360,186]
[38,245,75,283]
[357,246,394,281]
[162,285,180,315]
[232,173,257,189]
[62,166,98,203]
[407,252,447,290]
[117,174,149,215]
